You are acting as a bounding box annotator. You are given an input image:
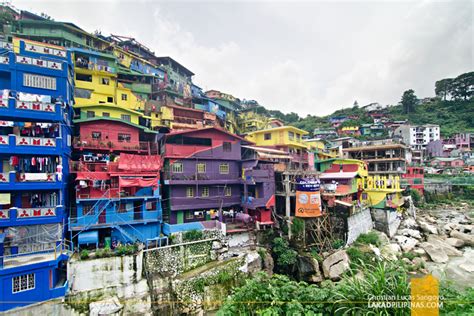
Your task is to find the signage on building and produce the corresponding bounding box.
[295,178,322,217]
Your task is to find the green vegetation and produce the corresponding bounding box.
[115,244,138,256]
[183,229,204,242]
[80,249,90,260]
[355,231,381,247]
[401,89,417,114]
[410,189,423,207]
[272,237,298,273]
[95,247,113,258]
[332,238,345,249]
[346,246,375,269]
[440,285,474,315]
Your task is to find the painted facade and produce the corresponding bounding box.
[0,38,73,311]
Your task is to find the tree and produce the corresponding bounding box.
[401,89,417,114]
[451,71,474,101]
[435,78,453,101]
[353,100,359,108]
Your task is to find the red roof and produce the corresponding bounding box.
[166,126,253,144]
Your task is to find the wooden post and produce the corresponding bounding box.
[285,173,292,239]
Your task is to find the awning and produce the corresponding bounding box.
[242,145,289,154]
[119,177,158,188]
[320,172,358,179]
[118,153,162,172]
[335,200,352,207]
[76,172,110,181]
[257,152,291,159]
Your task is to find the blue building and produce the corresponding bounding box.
[0,38,74,311]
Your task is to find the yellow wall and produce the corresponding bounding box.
[74,69,116,107]
[116,83,146,112]
[79,105,141,125]
[150,106,174,129]
[245,127,309,149]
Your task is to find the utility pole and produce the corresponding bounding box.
[285,172,292,239]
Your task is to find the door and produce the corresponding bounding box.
[134,201,142,220]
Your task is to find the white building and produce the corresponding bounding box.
[394,124,440,151]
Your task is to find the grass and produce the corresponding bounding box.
[355,231,381,247]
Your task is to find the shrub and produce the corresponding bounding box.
[401,252,419,261]
[355,231,380,246]
[292,217,305,235]
[80,249,89,260]
[272,237,298,271]
[346,246,375,268]
[115,244,137,256]
[410,188,423,207]
[332,239,345,249]
[183,229,204,242]
[95,247,113,258]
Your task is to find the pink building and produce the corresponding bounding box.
[430,157,465,168]
[455,133,471,151]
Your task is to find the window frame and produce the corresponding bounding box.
[219,163,229,174]
[264,133,271,140]
[118,133,131,143]
[172,162,183,173]
[12,273,35,293]
[223,141,232,152]
[196,163,206,174]
[202,186,209,197]
[86,111,95,118]
[225,186,232,197]
[186,187,194,198]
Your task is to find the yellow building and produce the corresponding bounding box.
[245,126,309,169]
[361,175,405,210]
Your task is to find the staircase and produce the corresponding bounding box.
[113,213,146,243]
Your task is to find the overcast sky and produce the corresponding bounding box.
[11,0,473,116]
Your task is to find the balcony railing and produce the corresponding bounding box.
[75,61,115,74]
[0,97,67,122]
[15,55,63,71]
[73,137,158,154]
[69,209,161,229]
[163,171,241,182]
[0,206,63,222]
[0,135,64,154]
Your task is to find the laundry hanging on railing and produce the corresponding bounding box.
[119,177,158,188]
[27,192,58,207]
[10,156,59,173]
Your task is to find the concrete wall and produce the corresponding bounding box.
[346,208,373,245]
[372,209,401,238]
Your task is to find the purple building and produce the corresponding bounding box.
[161,127,248,234]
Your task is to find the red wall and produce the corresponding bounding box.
[80,121,140,144]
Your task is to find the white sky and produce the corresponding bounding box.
[11,0,473,116]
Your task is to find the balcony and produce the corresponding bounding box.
[0,171,63,190]
[69,209,161,231]
[73,137,158,154]
[243,168,274,184]
[0,97,68,122]
[169,196,241,211]
[74,60,116,74]
[163,171,241,185]
[241,197,267,209]
[0,135,65,155]
[0,206,64,226]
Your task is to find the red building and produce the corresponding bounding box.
[402,166,424,195]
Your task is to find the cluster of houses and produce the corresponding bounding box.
[0,4,469,312]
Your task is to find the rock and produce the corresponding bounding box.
[380,243,400,261]
[263,252,274,276]
[89,297,123,316]
[427,235,462,256]
[413,248,426,256]
[401,217,418,229]
[459,263,474,273]
[445,238,465,248]
[244,252,262,274]
[322,250,350,280]
[296,255,323,283]
[398,228,422,240]
[369,244,381,258]
[421,242,449,263]
[401,258,412,265]
[443,223,456,234]
[373,231,390,246]
[393,235,418,252]
[455,224,473,234]
[450,231,474,247]
[211,241,222,250]
[418,220,438,235]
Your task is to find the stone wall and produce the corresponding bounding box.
[372,209,402,238]
[66,251,152,315]
[425,182,452,194]
[346,208,374,245]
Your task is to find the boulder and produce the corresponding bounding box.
[455,224,473,234]
[418,220,438,235]
[412,257,425,267]
[459,262,474,273]
[373,231,390,246]
[421,242,449,263]
[393,235,418,252]
[398,228,422,240]
[211,241,223,250]
[322,250,350,280]
[401,217,418,229]
[427,235,462,256]
[443,223,456,234]
[296,255,323,283]
[89,297,123,316]
[413,248,426,256]
[450,231,474,247]
[445,238,465,248]
[380,243,400,261]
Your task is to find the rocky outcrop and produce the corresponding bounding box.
[445,238,465,248]
[418,220,438,235]
[421,236,463,263]
[296,255,323,283]
[322,250,350,280]
[380,243,401,261]
[393,235,418,252]
[421,242,449,263]
[450,231,474,247]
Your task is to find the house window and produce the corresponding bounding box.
[288,132,295,141]
[86,111,95,118]
[101,78,110,85]
[82,204,95,215]
[107,96,114,103]
[118,203,127,213]
[202,187,209,197]
[23,73,56,90]
[92,131,101,140]
[12,273,35,293]
[223,142,231,152]
[102,112,110,117]
[186,187,194,198]
[74,88,92,99]
[118,133,131,142]
[185,212,194,220]
[121,94,127,101]
[264,133,271,140]
[121,114,131,122]
[76,73,92,82]
[196,163,206,173]
[225,186,232,196]
[172,162,183,173]
[219,163,229,174]
[296,134,301,141]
